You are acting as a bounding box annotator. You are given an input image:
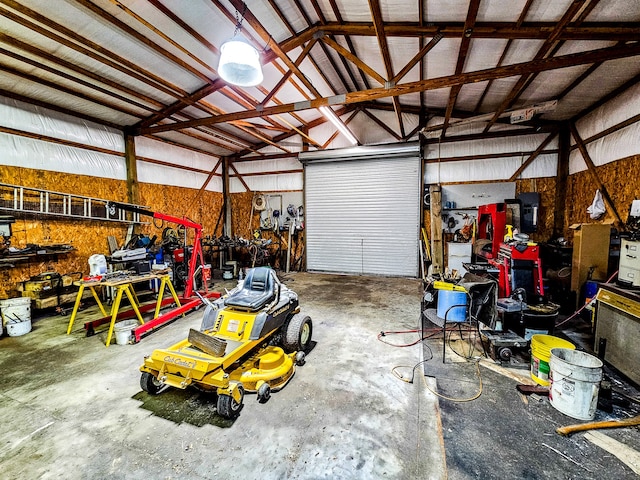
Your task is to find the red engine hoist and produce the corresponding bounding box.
[85,202,220,342]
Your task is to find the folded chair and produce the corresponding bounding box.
[423,274,497,363]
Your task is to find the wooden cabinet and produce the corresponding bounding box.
[570,223,611,306]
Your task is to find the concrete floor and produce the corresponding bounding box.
[0,272,446,480]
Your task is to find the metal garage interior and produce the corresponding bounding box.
[1,1,640,479]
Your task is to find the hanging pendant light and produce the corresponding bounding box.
[218,38,263,87]
[218,3,263,87]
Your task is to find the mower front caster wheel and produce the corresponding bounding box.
[257,382,271,403]
[295,351,306,366]
[140,372,163,395]
[217,386,245,418]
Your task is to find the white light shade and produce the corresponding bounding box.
[218,39,263,87]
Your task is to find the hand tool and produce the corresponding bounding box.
[556,414,640,436]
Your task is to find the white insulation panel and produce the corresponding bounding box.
[135,136,219,173]
[423,129,559,182]
[0,131,126,180]
[0,96,124,152]
[570,82,640,174]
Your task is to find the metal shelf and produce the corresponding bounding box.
[0,182,146,223]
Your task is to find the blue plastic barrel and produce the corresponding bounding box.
[437,290,467,322]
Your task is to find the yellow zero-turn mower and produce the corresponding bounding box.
[139,267,312,419]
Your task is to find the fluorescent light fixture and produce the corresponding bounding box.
[218,39,263,87]
[320,106,358,145]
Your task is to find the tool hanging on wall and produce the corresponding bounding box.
[249,192,266,231]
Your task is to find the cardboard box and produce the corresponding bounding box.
[570,223,612,305]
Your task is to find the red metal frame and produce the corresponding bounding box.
[107,202,217,341]
[477,203,507,260]
[491,243,545,298]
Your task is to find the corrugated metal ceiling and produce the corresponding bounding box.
[0,0,638,161]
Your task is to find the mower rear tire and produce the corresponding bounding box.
[140,372,163,395]
[283,314,312,353]
[217,386,244,418]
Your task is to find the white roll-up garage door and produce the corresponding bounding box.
[300,143,421,277]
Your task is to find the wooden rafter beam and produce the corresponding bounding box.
[570,111,640,152]
[230,105,356,160]
[483,0,588,133]
[230,169,303,177]
[473,0,534,113]
[361,109,402,141]
[556,62,602,100]
[262,39,317,106]
[210,0,327,142]
[108,0,215,76]
[75,0,212,85]
[279,22,640,54]
[0,62,143,118]
[184,159,223,217]
[136,82,223,128]
[147,134,228,158]
[321,35,385,85]
[0,1,185,98]
[508,132,558,181]
[306,0,358,91]
[368,0,404,136]
[483,0,601,130]
[232,152,298,163]
[228,162,251,192]
[423,126,557,145]
[441,0,481,137]
[220,1,357,152]
[137,156,212,175]
[569,123,624,226]
[102,0,284,143]
[141,41,640,135]
[392,33,443,84]
[0,40,161,112]
[226,0,320,98]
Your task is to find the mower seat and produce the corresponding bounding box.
[225,267,276,311]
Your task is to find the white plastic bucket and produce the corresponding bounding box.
[0,297,32,336]
[7,319,32,337]
[549,348,603,420]
[114,319,138,345]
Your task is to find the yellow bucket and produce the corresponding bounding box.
[530,334,575,386]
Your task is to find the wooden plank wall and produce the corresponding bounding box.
[0,165,222,299]
[565,154,640,237]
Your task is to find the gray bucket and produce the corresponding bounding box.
[549,348,603,420]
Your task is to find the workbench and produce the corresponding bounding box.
[66,272,181,346]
